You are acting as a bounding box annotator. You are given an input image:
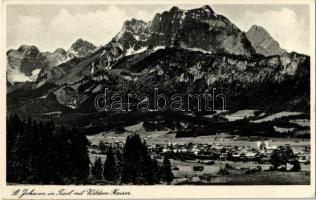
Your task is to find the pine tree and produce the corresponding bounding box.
[103,146,117,182]
[120,133,160,185]
[141,140,154,184]
[162,157,174,184]
[152,158,160,183]
[56,125,72,183]
[99,141,107,154]
[121,134,145,184]
[69,127,91,183]
[37,120,60,184]
[92,157,103,181]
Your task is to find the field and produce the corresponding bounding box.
[208,171,310,185]
[172,172,310,185]
[164,159,310,185]
[223,109,257,121]
[252,111,304,123]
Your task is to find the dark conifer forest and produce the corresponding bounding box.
[7,114,172,185]
[7,114,90,184]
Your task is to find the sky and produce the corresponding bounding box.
[6,4,310,54]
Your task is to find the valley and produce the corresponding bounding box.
[86,115,310,185]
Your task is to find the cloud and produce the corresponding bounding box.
[50,6,129,47]
[9,6,160,52]
[9,6,131,51]
[9,16,44,48]
[232,8,309,54]
[18,15,42,25]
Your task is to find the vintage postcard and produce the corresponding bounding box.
[0,0,315,199]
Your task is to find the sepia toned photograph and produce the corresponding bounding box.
[1,0,315,198]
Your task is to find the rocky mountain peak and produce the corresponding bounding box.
[17,44,34,52]
[96,4,258,69]
[169,6,181,13]
[150,5,254,55]
[54,48,67,56]
[201,5,214,12]
[70,38,96,51]
[249,25,265,32]
[7,45,70,84]
[122,18,148,35]
[192,5,216,17]
[67,38,97,58]
[246,25,286,56]
[17,45,40,56]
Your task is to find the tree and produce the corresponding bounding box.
[270,146,295,170]
[162,157,174,184]
[290,159,301,172]
[92,157,103,181]
[69,127,91,183]
[99,141,107,154]
[152,158,161,183]
[103,146,117,182]
[121,134,145,184]
[121,133,158,184]
[140,140,155,184]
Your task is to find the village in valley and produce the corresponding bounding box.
[87,124,311,185]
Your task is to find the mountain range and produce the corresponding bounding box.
[7,5,310,121]
[7,38,97,84]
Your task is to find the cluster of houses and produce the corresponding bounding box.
[146,140,310,163]
[92,135,310,165]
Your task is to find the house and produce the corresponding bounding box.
[162,148,167,153]
[180,147,188,153]
[245,152,257,160]
[232,152,240,158]
[219,153,227,161]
